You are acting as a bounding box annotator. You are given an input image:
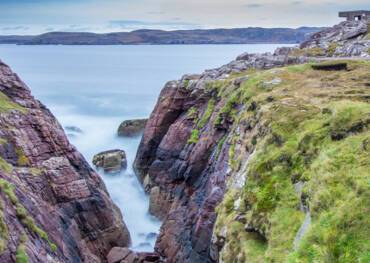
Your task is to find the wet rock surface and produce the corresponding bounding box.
[118,119,148,137]
[93,149,127,173]
[0,59,130,262]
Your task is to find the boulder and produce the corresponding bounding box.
[64,125,83,133]
[117,119,148,137]
[107,247,161,263]
[107,247,131,263]
[92,149,127,173]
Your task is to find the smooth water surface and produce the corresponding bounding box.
[0,44,289,251]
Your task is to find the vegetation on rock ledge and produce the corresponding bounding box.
[214,60,370,262]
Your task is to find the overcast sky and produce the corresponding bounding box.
[0,0,369,34]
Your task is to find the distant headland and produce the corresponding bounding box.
[0,27,322,45]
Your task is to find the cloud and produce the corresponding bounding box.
[244,3,264,8]
[109,20,200,30]
[292,1,303,5]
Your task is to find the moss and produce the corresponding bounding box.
[0,138,7,145]
[187,106,198,119]
[0,157,13,174]
[216,135,227,159]
[327,43,338,56]
[183,79,190,88]
[50,243,57,252]
[0,91,27,114]
[198,98,216,129]
[291,47,326,57]
[16,148,30,167]
[0,199,8,253]
[187,129,199,144]
[16,244,28,263]
[0,179,56,251]
[215,90,240,125]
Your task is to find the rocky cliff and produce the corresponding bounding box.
[299,20,370,57]
[134,21,370,263]
[0,60,130,262]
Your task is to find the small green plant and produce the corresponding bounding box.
[0,157,12,174]
[16,233,28,263]
[0,179,56,251]
[187,107,198,119]
[327,43,338,56]
[183,79,190,88]
[187,129,200,144]
[216,135,227,158]
[0,200,8,253]
[16,244,28,263]
[16,148,30,167]
[198,98,216,129]
[0,92,27,114]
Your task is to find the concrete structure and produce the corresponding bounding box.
[339,10,370,21]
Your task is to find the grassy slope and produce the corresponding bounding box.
[210,61,370,262]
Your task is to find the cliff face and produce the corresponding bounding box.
[134,51,308,263]
[0,60,130,262]
[135,22,370,263]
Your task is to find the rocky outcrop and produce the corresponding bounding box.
[134,50,309,263]
[134,21,370,263]
[0,59,130,262]
[298,20,370,57]
[93,150,127,173]
[117,119,147,137]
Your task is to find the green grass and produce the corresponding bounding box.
[0,91,27,114]
[0,157,13,174]
[198,98,216,129]
[187,129,200,144]
[0,199,8,253]
[15,148,30,167]
[214,61,370,262]
[0,179,57,252]
[327,43,338,56]
[16,244,28,263]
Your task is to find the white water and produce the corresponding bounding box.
[0,44,289,251]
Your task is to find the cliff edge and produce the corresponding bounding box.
[0,60,130,262]
[134,21,370,262]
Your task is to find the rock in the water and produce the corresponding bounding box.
[117,119,148,137]
[93,149,127,173]
[64,125,83,133]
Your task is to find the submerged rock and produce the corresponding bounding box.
[117,118,148,137]
[93,149,127,173]
[64,125,83,133]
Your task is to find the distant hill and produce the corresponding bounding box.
[0,27,322,45]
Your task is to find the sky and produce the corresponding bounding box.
[0,0,369,35]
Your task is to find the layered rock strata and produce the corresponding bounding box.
[0,60,130,262]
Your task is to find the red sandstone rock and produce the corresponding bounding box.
[0,59,130,262]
